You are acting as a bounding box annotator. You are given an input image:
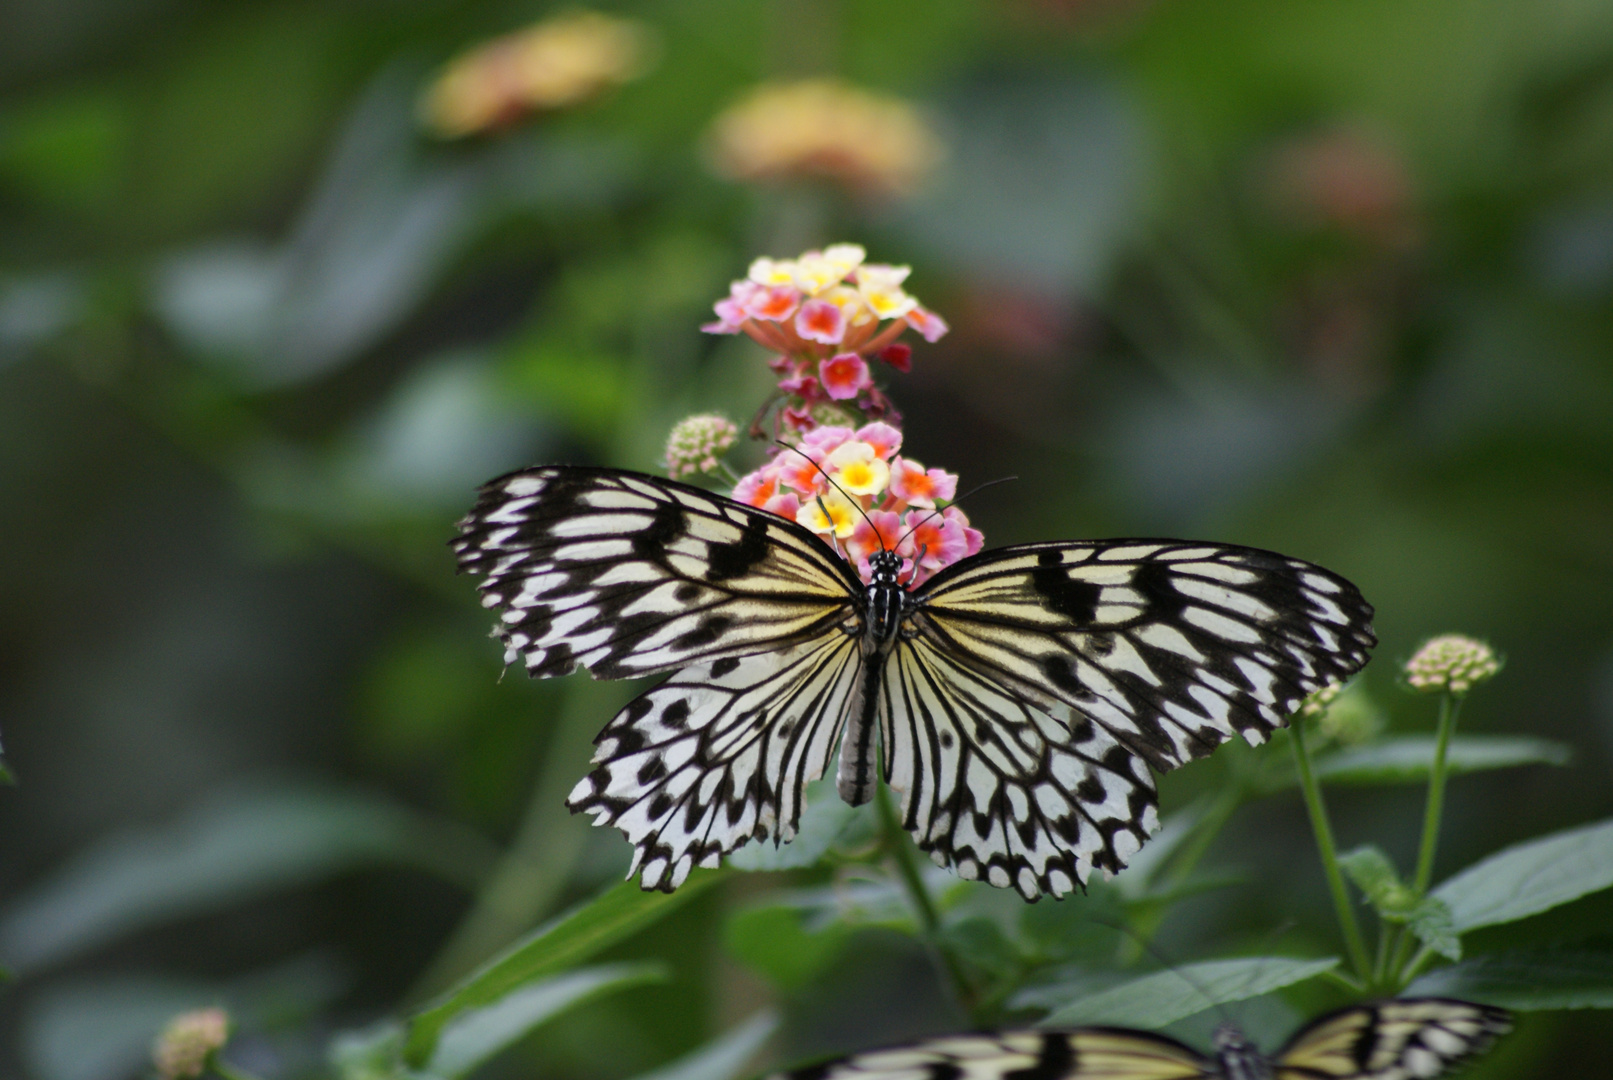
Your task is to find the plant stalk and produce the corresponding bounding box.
[1290,722,1373,981]
[1413,694,1462,894]
[874,781,975,1015]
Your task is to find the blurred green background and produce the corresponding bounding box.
[2,0,1612,1078]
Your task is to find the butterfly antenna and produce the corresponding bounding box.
[892,475,1016,550]
[772,440,887,552]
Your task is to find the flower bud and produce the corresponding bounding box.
[1404,634,1501,695]
[153,1008,229,1080]
[664,414,738,479]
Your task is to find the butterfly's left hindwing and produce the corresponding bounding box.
[453,467,859,680]
[778,1030,1212,1080]
[567,629,864,890]
[1274,1000,1513,1080]
[912,541,1376,772]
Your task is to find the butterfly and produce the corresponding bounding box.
[775,1000,1512,1080]
[452,466,1375,897]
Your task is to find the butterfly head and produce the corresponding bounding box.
[868,548,906,590]
[1211,1024,1271,1080]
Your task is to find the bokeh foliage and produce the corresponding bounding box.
[2,1,1613,1079]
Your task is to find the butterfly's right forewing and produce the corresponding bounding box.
[453,466,860,680]
[779,1031,1210,1080]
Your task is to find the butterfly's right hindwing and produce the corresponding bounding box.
[453,467,859,680]
[1274,1000,1513,1080]
[567,630,864,890]
[880,637,1159,899]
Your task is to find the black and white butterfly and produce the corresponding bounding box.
[774,1000,1511,1080]
[452,466,1375,898]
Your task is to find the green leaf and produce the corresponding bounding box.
[1432,817,1613,932]
[1406,947,1613,1010]
[0,784,497,976]
[939,916,1020,979]
[727,779,864,872]
[329,1021,408,1080]
[1110,801,1212,899]
[1026,956,1340,1029]
[1407,898,1461,961]
[1307,736,1571,786]
[404,869,724,1067]
[724,906,851,990]
[628,1010,779,1080]
[424,963,663,1079]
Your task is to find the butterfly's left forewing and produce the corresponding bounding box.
[1274,1000,1513,1080]
[912,541,1375,773]
[778,1031,1212,1080]
[453,467,859,680]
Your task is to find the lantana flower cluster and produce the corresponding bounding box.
[732,422,981,586]
[674,242,975,583]
[703,243,948,436]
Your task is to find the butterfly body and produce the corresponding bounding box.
[780,1001,1512,1080]
[838,548,908,805]
[454,465,1376,897]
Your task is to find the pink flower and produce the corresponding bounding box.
[702,280,759,333]
[733,465,781,507]
[761,492,801,519]
[743,284,801,322]
[845,509,903,566]
[777,450,829,495]
[795,299,846,344]
[854,422,902,459]
[899,513,970,575]
[889,457,957,507]
[878,343,912,372]
[819,352,871,400]
[906,305,949,343]
[778,372,820,397]
[943,505,983,557]
[799,425,855,457]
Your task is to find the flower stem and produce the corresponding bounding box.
[1388,693,1464,983]
[1290,721,1372,981]
[875,782,939,934]
[874,781,975,1015]
[1413,694,1462,894]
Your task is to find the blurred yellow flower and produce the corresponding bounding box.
[152,1008,229,1080]
[705,79,942,197]
[420,11,654,138]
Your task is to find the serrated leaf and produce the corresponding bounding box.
[629,1010,779,1080]
[0,783,496,976]
[1432,817,1613,932]
[404,870,723,1067]
[424,963,663,1079]
[1305,736,1571,786]
[1407,898,1461,961]
[727,780,862,872]
[1339,845,1411,915]
[1406,947,1613,1010]
[1026,957,1340,1029]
